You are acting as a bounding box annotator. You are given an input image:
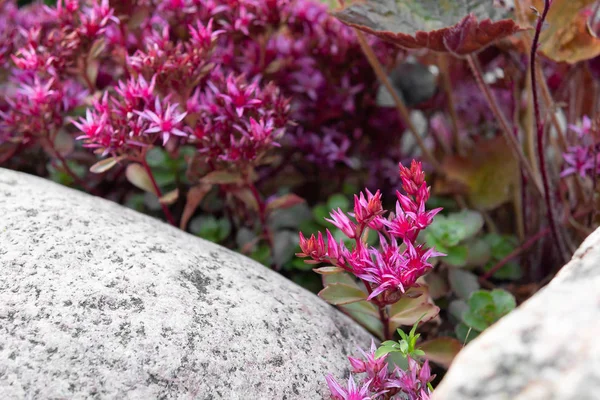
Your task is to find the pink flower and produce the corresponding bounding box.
[73,109,108,144]
[399,160,426,197]
[218,74,263,117]
[561,146,594,178]
[325,375,372,400]
[79,0,119,38]
[297,232,327,264]
[353,189,384,225]
[347,340,389,393]
[569,115,592,138]
[383,201,418,241]
[135,98,188,145]
[189,19,224,50]
[385,357,434,399]
[326,209,357,239]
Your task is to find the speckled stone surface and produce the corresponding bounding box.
[433,228,600,400]
[0,168,372,399]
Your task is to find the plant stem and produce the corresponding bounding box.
[353,30,441,171]
[438,54,462,155]
[43,136,99,195]
[378,305,391,340]
[530,0,568,264]
[141,159,177,226]
[248,182,275,267]
[467,54,544,196]
[481,206,591,280]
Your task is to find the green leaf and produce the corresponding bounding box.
[455,322,479,344]
[419,337,463,368]
[461,309,490,332]
[444,245,469,267]
[464,238,492,268]
[468,290,494,312]
[339,300,384,339]
[483,234,522,280]
[450,210,485,241]
[190,215,231,243]
[146,147,168,168]
[250,244,271,266]
[313,204,331,226]
[327,194,350,211]
[448,269,480,300]
[318,283,368,305]
[448,299,469,321]
[126,163,158,195]
[273,230,298,266]
[375,344,401,359]
[490,289,516,316]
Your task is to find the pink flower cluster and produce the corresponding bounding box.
[188,71,290,169]
[297,161,442,303]
[561,116,600,179]
[326,341,434,400]
[1,0,398,184]
[74,75,188,156]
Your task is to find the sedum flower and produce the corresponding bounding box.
[135,97,188,145]
[325,374,372,400]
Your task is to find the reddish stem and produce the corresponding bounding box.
[530,0,568,263]
[467,54,544,196]
[481,207,592,280]
[140,159,177,227]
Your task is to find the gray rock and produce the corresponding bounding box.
[433,228,600,400]
[0,168,371,399]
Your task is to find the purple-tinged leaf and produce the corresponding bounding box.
[200,170,244,185]
[313,266,345,275]
[419,337,463,368]
[266,193,305,214]
[126,163,158,195]
[319,283,368,305]
[180,183,213,230]
[159,188,179,205]
[89,156,125,173]
[333,0,526,55]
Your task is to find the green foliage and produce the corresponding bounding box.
[482,234,522,280]
[423,210,488,268]
[146,146,194,188]
[47,161,86,187]
[455,289,516,343]
[190,215,231,243]
[375,318,425,359]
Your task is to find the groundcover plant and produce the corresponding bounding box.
[1,0,599,398]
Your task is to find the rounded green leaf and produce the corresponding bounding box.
[490,289,516,316]
[327,194,350,211]
[448,269,480,300]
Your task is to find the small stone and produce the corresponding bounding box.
[0,168,372,399]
